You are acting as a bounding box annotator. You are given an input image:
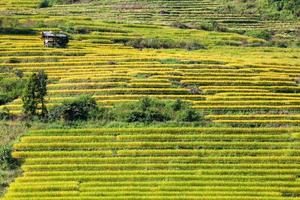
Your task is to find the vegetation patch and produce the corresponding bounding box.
[124,38,206,50]
[38,0,92,8]
[218,0,300,20]
[49,95,99,121]
[111,98,204,124]
[0,122,26,197]
[245,29,273,40]
[47,95,205,125]
[0,68,25,107]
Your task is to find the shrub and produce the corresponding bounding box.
[245,30,273,40]
[171,21,191,29]
[38,0,83,7]
[125,38,206,50]
[126,38,172,49]
[199,20,227,32]
[38,0,51,8]
[46,97,205,124]
[276,41,288,48]
[178,109,202,122]
[183,41,207,51]
[6,57,21,64]
[111,97,204,124]
[0,108,11,120]
[53,0,85,4]
[296,41,300,48]
[113,97,170,123]
[260,0,299,20]
[0,71,25,106]
[125,110,147,123]
[0,146,19,170]
[73,26,91,34]
[49,95,99,121]
[171,99,184,111]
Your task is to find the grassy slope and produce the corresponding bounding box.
[0,122,26,197]
[216,0,300,20]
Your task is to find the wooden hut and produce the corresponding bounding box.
[42,31,69,48]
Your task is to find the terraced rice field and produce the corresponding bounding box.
[1,0,300,199]
[2,0,299,32]
[0,1,298,128]
[1,128,300,199]
[0,31,299,126]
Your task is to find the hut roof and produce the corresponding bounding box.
[42,31,68,38]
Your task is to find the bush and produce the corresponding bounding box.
[260,0,299,20]
[126,38,172,49]
[0,146,19,170]
[46,97,205,124]
[38,0,83,7]
[125,38,206,50]
[113,97,170,123]
[276,41,288,48]
[6,57,21,64]
[183,41,207,51]
[38,0,51,8]
[52,0,84,4]
[199,21,227,32]
[49,95,99,121]
[171,21,191,29]
[111,97,204,124]
[0,108,11,120]
[171,99,184,111]
[178,109,202,122]
[0,72,25,106]
[245,30,273,40]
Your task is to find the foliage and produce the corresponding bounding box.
[111,97,204,124]
[245,29,273,40]
[0,108,12,121]
[38,0,51,8]
[38,0,91,7]
[22,71,48,119]
[198,20,228,32]
[49,95,99,121]
[171,21,191,29]
[0,147,19,170]
[0,121,27,196]
[0,122,27,147]
[260,0,300,19]
[36,71,48,119]
[0,68,25,106]
[219,0,300,20]
[125,38,206,50]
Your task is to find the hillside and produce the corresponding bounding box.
[0,0,300,199]
[3,128,300,199]
[218,0,300,20]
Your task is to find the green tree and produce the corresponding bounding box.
[37,70,48,119]
[49,95,98,121]
[22,70,48,119]
[22,73,38,118]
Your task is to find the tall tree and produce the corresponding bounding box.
[22,73,38,118]
[22,70,48,119]
[37,70,48,119]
